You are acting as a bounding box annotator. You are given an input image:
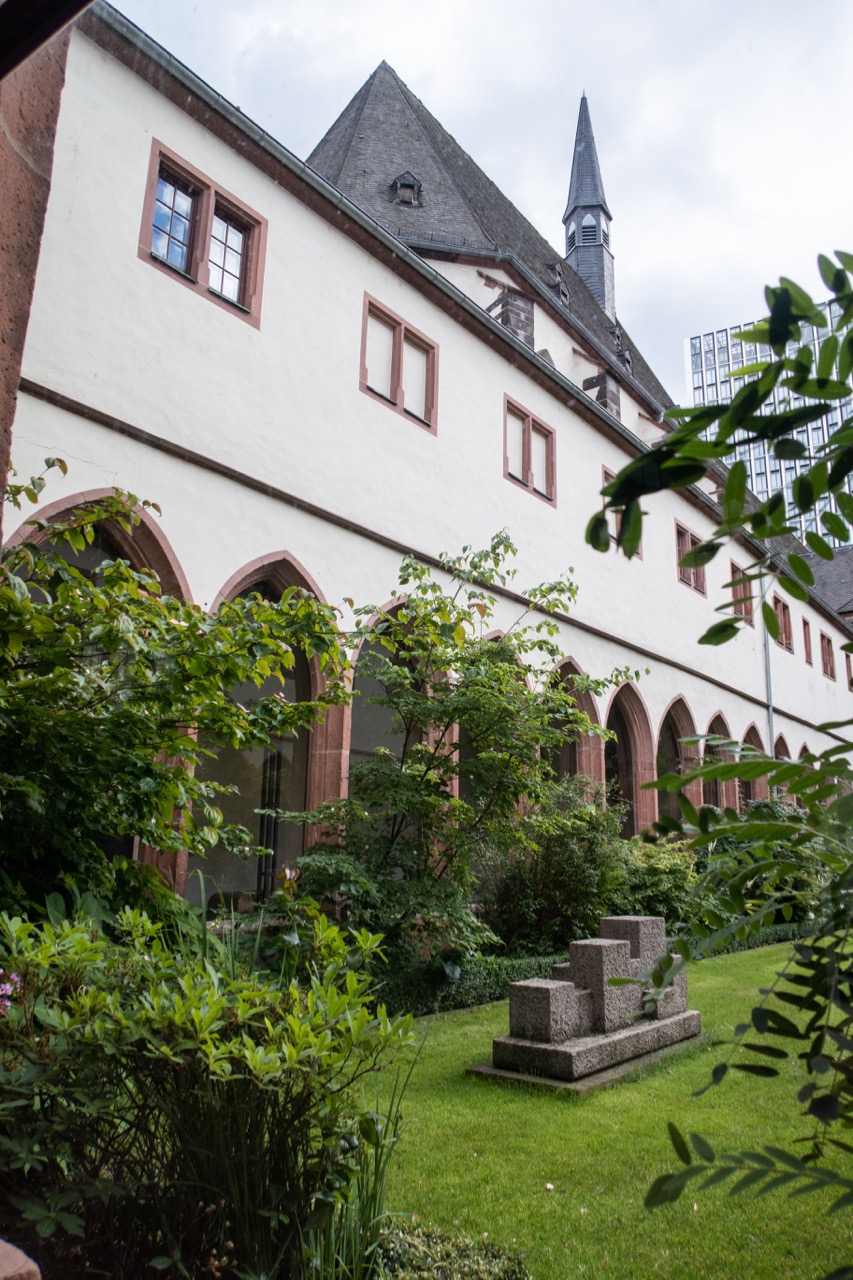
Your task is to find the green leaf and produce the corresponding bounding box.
[699,620,741,646]
[787,553,815,585]
[773,438,807,461]
[668,1122,692,1166]
[818,254,848,296]
[805,530,834,560]
[762,601,781,640]
[777,573,809,602]
[817,333,840,379]
[821,511,850,542]
[618,500,643,559]
[722,461,747,519]
[792,474,814,512]
[586,511,610,553]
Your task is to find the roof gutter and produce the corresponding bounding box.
[82,2,853,643]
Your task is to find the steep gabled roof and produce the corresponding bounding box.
[564,94,611,220]
[308,63,672,411]
[805,543,853,615]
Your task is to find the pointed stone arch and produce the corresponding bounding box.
[656,696,702,819]
[738,723,770,809]
[774,734,791,760]
[7,486,192,600]
[703,713,738,812]
[548,658,605,785]
[603,683,656,835]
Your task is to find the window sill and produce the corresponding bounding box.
[150,251,196,284]
[208,287,251,315]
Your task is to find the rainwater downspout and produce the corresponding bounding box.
[760,575,777,791]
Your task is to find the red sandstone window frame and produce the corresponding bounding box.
[139,140,267,329]
[846,651,853,691]
[730,560,754,625]
[821,631,836,680]
[503,396,556,504]
[803,618,813,665]
[772,594,794,652]
[675,522,706,594]
[359,294,439,433]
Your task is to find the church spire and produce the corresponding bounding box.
[563,95,615,320]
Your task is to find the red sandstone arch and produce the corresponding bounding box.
[603,683,656,834]
[6,487,192,600]
[215,553,347,813]
[702,713,738,812]
[774,734,792,760]
[656,696,703,817]
[738,723,770,807]
[551,658,605,785]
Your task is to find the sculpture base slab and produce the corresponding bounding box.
[467,1031,704,1095]
[490,1010,701,1083]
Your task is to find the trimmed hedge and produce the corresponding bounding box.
[675,919,817,959]
[377,952,569,1018]
[377,921,820,1018]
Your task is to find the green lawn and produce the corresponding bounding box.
[381,944,850,1280]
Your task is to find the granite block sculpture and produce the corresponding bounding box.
[491,916,700,1082]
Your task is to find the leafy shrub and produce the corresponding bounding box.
[477,777,627,955]
[0,480,346,921]
[608,837,697,926]
[378,1226,531,1280]
[289,538,632,966]
[0,907,412,1279]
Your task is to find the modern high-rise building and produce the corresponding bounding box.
[685,308,853,545]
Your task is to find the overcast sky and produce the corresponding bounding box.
[114,0,853,402]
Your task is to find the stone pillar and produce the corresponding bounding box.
[0,30,70,540]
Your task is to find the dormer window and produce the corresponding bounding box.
[567,221,576,252]
[581,213,597,244]
[393,171,422,206]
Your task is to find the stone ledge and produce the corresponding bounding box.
[491,1009,701,1082]
[467,1032,706,1095]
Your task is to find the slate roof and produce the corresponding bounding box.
[308,62,673,412]
[564,94,611,220]
[804,544,853,615]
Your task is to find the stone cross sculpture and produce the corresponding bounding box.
[490,916,701,1083]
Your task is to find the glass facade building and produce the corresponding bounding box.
[685,303,853,544]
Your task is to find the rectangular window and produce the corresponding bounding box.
[803,618,813,665]
[503,397,556,503]
[821,632,836,680]
[359,295,438,432]
[675,523,705,594]
[730,561,753,624]
[152,172,195,273]
[772,595,794,652]
[208,208,246,303]
[139,140,267,328]
[846,651,853,691]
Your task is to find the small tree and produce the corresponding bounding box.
[294,533,632,962]
[0,470,347,919]
[586,256,853,1255]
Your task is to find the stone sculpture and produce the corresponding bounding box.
[490,916,701,1083]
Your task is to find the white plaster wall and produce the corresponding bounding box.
[10,27,851,767]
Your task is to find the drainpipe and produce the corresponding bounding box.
[760,575,777,793]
